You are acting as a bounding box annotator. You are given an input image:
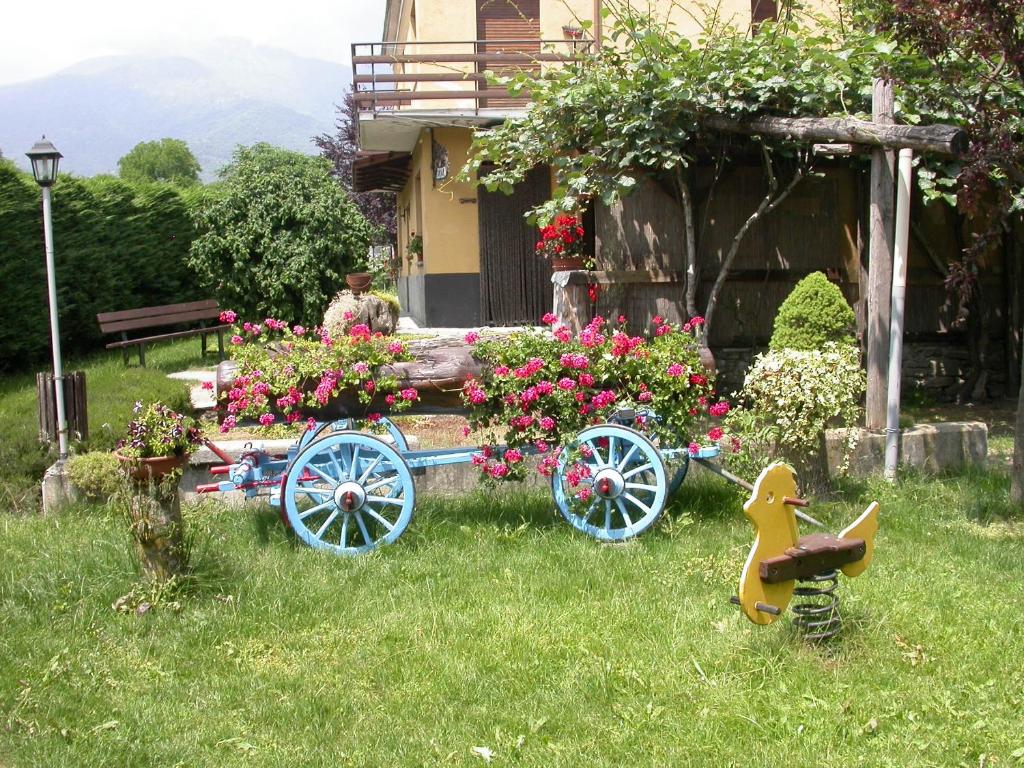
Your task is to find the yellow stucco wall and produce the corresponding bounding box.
[398,127,481,276]
[393,0,842,46]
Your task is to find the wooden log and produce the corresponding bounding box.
[217,339,487,418]
[216,333,719,422]
[700,113,968,157]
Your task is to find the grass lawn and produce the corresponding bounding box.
[2,468,1023,767]
[0,339,206,513]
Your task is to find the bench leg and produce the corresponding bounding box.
[217,330,225,361]
[139,343,146,367]
[201,332,208,357]
[121,333,130,366]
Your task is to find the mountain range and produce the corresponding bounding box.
[0,39,350,180]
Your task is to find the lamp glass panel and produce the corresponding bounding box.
[31,156,55,184]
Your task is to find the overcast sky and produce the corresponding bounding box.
[0,0,385,85]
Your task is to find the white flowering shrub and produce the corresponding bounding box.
[726,343,864,490]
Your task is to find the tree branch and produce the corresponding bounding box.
[703,149,809,339]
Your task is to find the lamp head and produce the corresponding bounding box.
[26,136,62,187]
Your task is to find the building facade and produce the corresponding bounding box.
[353,0,810,327]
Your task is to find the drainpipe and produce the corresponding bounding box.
[884,148,914,482]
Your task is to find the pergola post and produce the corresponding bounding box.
[866,79,896,430]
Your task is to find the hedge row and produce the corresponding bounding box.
[0,163,205,370]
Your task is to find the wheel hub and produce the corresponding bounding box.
[334,481,366,512]
[593,468,624,499]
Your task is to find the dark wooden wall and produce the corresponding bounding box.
[478,165,553,325]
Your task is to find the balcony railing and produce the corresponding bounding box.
[352,38,593,115]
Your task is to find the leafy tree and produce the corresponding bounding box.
[855,0,1024,500]
[188,143,374,328]
[467,3,889,349]
[118,138,202,186]
[314,89,397,245]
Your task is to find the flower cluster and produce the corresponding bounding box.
[534,213,591,267]
[116,401,204,459]
[220,314,414,432]
[461,314,733,484]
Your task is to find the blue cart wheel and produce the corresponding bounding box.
[552,424,668,541]
[283,431,415,556]
[378,417,409,452]
[297,418,408,453]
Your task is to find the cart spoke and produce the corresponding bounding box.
[364,474,399,493]
[307,463,338,485]
[340,513,349,547]
[615,498,634,529]
[586,440,605,468]
[608,435,617,467]
[622,493,653,518]
[297,499,335,520]
[617,443,639,471]
[314,510,341,539]
[354,511,373,545]
[367,495,404,506]
[362,505,395,532]
[327,445,346,480]
[580,498,600,523]
[625,481,659,493]
[622,463,653,480]
[349,445,361,480]
[604,500,613,530]
[358,454,384,483]
[293,486,330,499]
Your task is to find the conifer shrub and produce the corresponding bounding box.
[768,271,856,351]
[0,162,204,370]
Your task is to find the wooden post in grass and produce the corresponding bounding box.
[866,79,896,430]
[37,370,88,445]
[120,473,189,583]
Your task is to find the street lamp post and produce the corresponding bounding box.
[25,136,68,461]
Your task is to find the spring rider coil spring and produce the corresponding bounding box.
[730,462,879,642]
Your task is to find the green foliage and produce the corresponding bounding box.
[727,343,865,491]
[464,316,726,483]
[117,139,201,187]
[0,163,205,370]
[65,451,120,502]
[188,144,374,328]
[117,401,204,458]
[0,338,199,513]
[2,469,1024,764]
[222,318,413,429]
[769,272,856,351]
[368,290,401,313]
[468,6,890,222]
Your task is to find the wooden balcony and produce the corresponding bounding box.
[351,38,593,114]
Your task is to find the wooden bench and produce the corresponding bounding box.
[97,299,230,366]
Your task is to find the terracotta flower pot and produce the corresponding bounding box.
[550,256,587,271]
[115,451,187,483]
[346,272,373,295]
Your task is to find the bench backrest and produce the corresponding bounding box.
[97,299,221,335]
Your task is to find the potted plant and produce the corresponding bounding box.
[406,233,423,267]
[535,213,592,271]
[115,400,205,482]
[346,251,373,295]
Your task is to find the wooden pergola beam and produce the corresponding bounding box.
[701,114,968,157]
